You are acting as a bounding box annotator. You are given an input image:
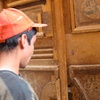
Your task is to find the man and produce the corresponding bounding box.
[0,8,47,100]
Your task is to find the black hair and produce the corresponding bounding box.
[0,28,37,51]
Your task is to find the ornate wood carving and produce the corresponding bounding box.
[69,65,100,100]
[40,82,57,100]
[70,0,100,33]
[20,65,60,100]
[82,0,100,20]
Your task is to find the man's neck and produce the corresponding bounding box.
[0,51,20,75]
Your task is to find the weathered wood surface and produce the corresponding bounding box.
[53,0,68,99]
[63,0,100,99]
[3,0,100,99]
[65,0,100,65]
[0,0,3,12]
[70,0,100,33]
[69,65,100,100]
[20,65,59,100]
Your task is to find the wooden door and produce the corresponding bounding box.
[63,0,100,100]
[1,0,100,99]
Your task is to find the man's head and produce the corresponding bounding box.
[0,28,37,51]
[0,8,47,43]
[0,8,47,68]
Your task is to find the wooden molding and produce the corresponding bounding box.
[53,0,68,99]
[20,65,58,71]
[72,25,100,33]
[7,0,40,7]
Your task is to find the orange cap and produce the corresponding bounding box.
[0,8,47,43]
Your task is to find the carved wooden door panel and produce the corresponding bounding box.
[63,0,100,100]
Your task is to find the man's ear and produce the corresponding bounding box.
[19,34,28,49]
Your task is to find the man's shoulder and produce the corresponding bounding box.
[0,70,22,83]
[0,70,38,100]
[0,70,28,86]
[0,70,29,94]
[0,77,13,100]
